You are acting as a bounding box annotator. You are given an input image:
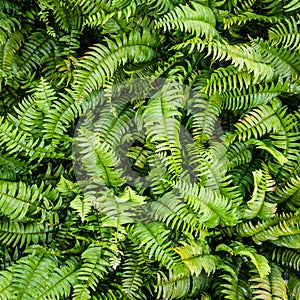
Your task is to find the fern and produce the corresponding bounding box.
[0,0,299,299]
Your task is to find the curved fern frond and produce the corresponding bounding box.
[174,179,239,227]
[226,100,282,143]
[174,38,275,81]
[150,190,206,236]
[173,239,219,276]
[253,38,300,81]
[222,80,289,111]
[156,263,210,299]
[155,2,218,39]
[242,163,277,220]
[74,127,124,187]
[18,30,55,75]
[143,84,183,176]
[223,12,281,29]
[0,117,54,161]
[236,212,300,246]
[213,258,251,300]
[268,15,300,51]
[73,29,160,100]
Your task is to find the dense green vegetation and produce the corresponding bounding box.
[0,0,300,299]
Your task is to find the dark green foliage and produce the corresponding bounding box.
[0,0,299,299]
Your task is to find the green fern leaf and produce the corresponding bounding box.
[155,2,218,39]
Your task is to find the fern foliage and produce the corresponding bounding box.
[0,0,299,299]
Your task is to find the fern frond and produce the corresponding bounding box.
[214,258,252,299]
[74,127,124,187]
[272,247,300,271]
[249,263,288,300]
[0,180,59,221]
[143,84,183,176]
[0,270,14,300]
[0,12,19,45]
[189,93,222,143]
[0,219,53,247]
[18,30,55,75]
[155,2,218,39]
[223,12,281,29]
[156,263,210,299]
[267,173,300,210]
[150,190,206,236]
[217,242,271,278]
[42,91,79,147]
[268,15,300,51]
[94,187,146,228]
[73,246,110,300]
[242,164,277,220]
[174,38,274,81]
[173,239,219,276]
[37,257,79,300]
[130,222,178,269]
[12,254,57,299]
[226,100,282,143]
[174,180,239,227]
[253,38,300,81]
[73,29,160,100]
[0,117,54,161]
[236,212,300,246]
[7,96,43,135]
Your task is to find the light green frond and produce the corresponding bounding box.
[174,38,275,81]
[249,263,288,300]
[130,222,178,269]
[242,164,277,220]
[226,100,282,143]
[155,2,218,39]
[202,66,254,95]
[223,12,281,29]
[173,239,219,276]
[174,179,239,227]
[73,246,110,300]
[236,212,300,246]
[94,187,146,228]
[156,263,210,299]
